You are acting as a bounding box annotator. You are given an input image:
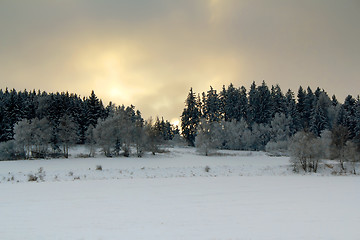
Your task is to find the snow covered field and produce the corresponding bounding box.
[1,147,359,239]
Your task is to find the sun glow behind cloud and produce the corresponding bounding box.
[0,0,359,121]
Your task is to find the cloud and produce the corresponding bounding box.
[0,0,359,121]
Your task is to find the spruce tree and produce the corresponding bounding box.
[296,86,306,129]
[203,86,221,122]
[181,88,201,146]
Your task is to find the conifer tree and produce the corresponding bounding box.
[270,84,286,117]
[203,86,221,122]
[181,88,201,146]
[296,86,306,130]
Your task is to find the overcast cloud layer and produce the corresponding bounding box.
[1,0,359,122]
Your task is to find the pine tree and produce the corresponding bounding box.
[221,83,240,121]
[303,87,315,129]
[296,86,306,130]
[237,86,248,122]
[86,90,103,127]
[309,92,331,136]
[341,95,357,139]
[285,89,300,134]
[203,86,221,122]
[270,84,286,117]
[247,81,258,125]
[181,88,201,146]
[256,81,272,124]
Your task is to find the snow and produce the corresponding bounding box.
[0,147,359,239]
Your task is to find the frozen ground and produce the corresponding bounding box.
[0,147,359,239]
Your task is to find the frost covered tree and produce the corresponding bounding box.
[144,118,162,155]
[250,123,271,151]
[289,131,322,172]
[265,113,292,155]
[85,125,96,157]
[222,119,247,150]
[13,118,52,158]
[14,119,33,159]
[195,119,222,156]
[94,117,117,157]
[319,129,332,159]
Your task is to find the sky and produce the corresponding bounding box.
[1,0,359,124]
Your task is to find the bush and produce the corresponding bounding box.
[289,131,322,173]
[96,165,102,171]
[265,140,289,156]
[205,166,211,172]
[0,140,25,160]
[28,174,38,182]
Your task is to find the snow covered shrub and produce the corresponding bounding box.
[0,140,25,160]
[265,140,288,156]
[205,166,211,172]
[169,134,187,147]
[28,174,38,182]
[37,167,46,181]
[96,165,102,171]
[289,131,322,173]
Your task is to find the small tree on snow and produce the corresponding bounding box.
[195,119,222,156]
[289,131,322,172]
[85,125,96,157]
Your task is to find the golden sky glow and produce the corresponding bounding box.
[1,0,359,122]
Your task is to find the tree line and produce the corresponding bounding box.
[0,89,178,159]
[181,81,360,173]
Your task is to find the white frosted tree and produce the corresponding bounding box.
[289,131,322,172]
[222,118,249,150]
[319,129,332,159]
[85,125,96,157]
[94,117,118,157]
[14,119,32,159]
[265,113,292,155]
[14,118,52,158]
[195,119,222,156]
[32,118,52,157]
